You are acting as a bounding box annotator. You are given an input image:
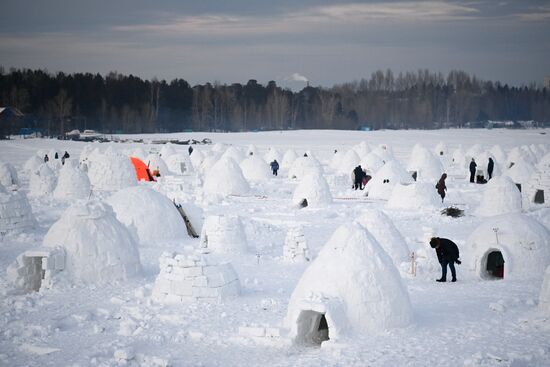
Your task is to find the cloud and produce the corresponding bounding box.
[288,73,309,83]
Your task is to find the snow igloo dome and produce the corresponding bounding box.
[288,156,323,180]
[42,200,141,285]
[0,184,36,233]
[282,149,298,168]
[53,164,91,200]
[23,155,44,175]
[0,161,20,187]
[407,144,444,182]
[199,215,248,254]
[476,176,522,217]
[465,213,550,281]
[203,157,250,197]
[29,164,57,197]
[87,151,137,191]
[145,153,171,176]
[292,174,333,208]
[387,182,442,210]
[239,156,271,182]
[285,223,412,344]
[337,149,361,176]
[364,160,413,200]
[107,186,189,245]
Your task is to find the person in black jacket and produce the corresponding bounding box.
[469,158,477,183]
[353,165,364,190]
[430,237,461,282]
[487,157,494,180]
[436,173,447,202]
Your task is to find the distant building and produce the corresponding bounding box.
[545,76,550,89]
[0,107,25,138]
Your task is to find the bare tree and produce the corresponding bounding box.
[49,89,72,135]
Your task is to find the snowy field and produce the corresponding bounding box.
[1,129,550,367]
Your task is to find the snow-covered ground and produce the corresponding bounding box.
[1,129,549,367]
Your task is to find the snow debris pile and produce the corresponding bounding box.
[288,156,323,180]
[0,184,36,233]
[87,150,137,191]
[292,174,333,208]
[240,156,271,182]
[466,213,550,280]
[407,144,444,182]
[200,215,248,254]
[53,163,91,200]
[539,266,550,315]
[283,226,310,263]
[203,157,250,197]
[28,164,57,197]
[0,161,20,187]
[152,250,240,304]
[285,223,413,344]
[364,160,413,200]
[387,182,442,210]
[107,186,189,245]
[475,176,522,217]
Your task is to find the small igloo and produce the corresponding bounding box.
[504,157,536,188]
[0,184,36,233]
[246,144,258,156]
[337,150,361,176]
[292,174,333,208]
[107,186,189,244]
[200,215,248,254]
[164,153,194,175]
[283,226,310,263]
[87,151,137,191]
[407,145,444,182]
[53,163,91,200]
[264,148,282,164]
[189,148,205,168]
[0,161,20,187]
[360,152,385,175]
[355,210,410,268]
[387,183,442,210]
[221,146,245,163]
[23,155,44,175]
[353,141,370,157]
[525,166,549,207]
[10,200,141,288]
[282,149,298,169]
[159,143,177,158]
[240,156,271,182]
[466,213,550,280]
[476,176,522,217]
[288,157,323,180]
[29,164,57,197]
[203,157,250,197]
[199,155,219,175]
[285,223,413,344]
[372,144,394,162]
[364,160,413,200]
[490,145,507,165]
[152,251,240,304]
[145,153,171,176]
[329,150,344,171]
[539,266,550,315]
[434,142,447,156]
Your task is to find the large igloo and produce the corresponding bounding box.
[43,200,141,285]
[292,174,333,208]
[203,157,250,197]
[240,156,271,182]
[53,163,92,200]
[189,149,205,168]
[0,184,36,233]
[364,160,414,200]
[288,157,323,180]
[355,210,410,268]
[387,183,442,210]
[465,213,550,280]
[407,144,444,182]
[29,164,57,197]
[476,176,522,217]
[88,151,137,191]
[107,186,189,244]
[504,157,536,186]
[285,223,412,344]
[23,155,44,175]
[199,215,248,254]
[0,161,20,187]
[264,148,282,164]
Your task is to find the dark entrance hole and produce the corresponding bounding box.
[296,310,329,345]
[486,251,505,279]
[534,189,544,204]
[299,198,308,208]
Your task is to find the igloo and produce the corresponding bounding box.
[87,151,137,191]
[407,145,444,182]
[107,186,189,244]
[199,215,248,254]
[164,153,194,175]
[337,150,361,176]
[288,156,323,180]
[364,160,414,200]
[282,149,298,169]
[189,149,205,168]
[199,155,219,175]
[264,148,282,164]
[131,147,148,161]
[490,145,507,165]
[23,155,44,175]
[160,143,177,158]
[434,142,447,157]
[387,183,442,210]
[283,226,310,263]
[451,146,466,170]
[12,200,141,287]
[29,164,57,197]
[246,144,258,156]
[152,251,240,304]
[507,146,536,167]
[360,152,385,175]
[525,165,549,207]
[465,213,550,280]
[285,223,413,344]
[0,161,19,187]
[292,174,333,208]
[221,146,245,163]
[145,153,171,176]
[539,266,550,315]
[203,157,250,197]
[355,210,410,268]
[353,141,370,157]
[329,150,344,171]
[476,176,522,217]
[53,163,91,200]
[0,184,36,233]
[240,156,271,182]
[504,157,535,188]
[372,145,394,162]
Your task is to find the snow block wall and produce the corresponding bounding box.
[29,164,57,197]
[7,247,65,292]
[87,150,137,191]
[152,251,240,304]
[0,185,36,233]
[200,215,248,254]
[476,176,522,217]
[283,227,310,263]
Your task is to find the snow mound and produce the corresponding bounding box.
[353,141,370,156]
[107,186,188,245]
[288,156,323,180]
[42,200,141,285]
[539,266,550,315]
[476,176,522,217]
[356,209,410,267]
[508,146,536,167]
[152,251,240,303]
[264,148,282,164]
[0,185,36,232]
[23,155,44,175]
[145,154,171,176]
[466,213,550,280]
[407,144,444,182]
[360,152,385,174]
[199,155,219,175]
[189,149,205,168]
[372,145,394,162]
[365,160,413,200]
[200,215,248,254]
[292,174,332,208]
[164,153,194,175]
[490,145,507,165]
[159,143,177,158]
[88,151,137,191]
[53,164,91,200]
[246,144,258,156]
[434,141,447,156]
[29,164,57,197]
[387,183,442,210]
[0,161,20,187]
[240,156,271,182]
[285,223,413,343]
[337,150,361,175]
[282,149,298,169]
[451,145,466,170]
[504,157,535,184]
[221,146,245,163]
[203,157,250,197]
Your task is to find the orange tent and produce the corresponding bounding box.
[130,157,155,182]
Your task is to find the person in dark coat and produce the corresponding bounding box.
[352,165,364,190]
[63,151,70,159]
[430,237,461,282]
[54,152,59,159]
[436,173,447,202]
[469,158,477,183]
[270,160,279,176]
[188,146,193,155]
[44,154,49,163]
[487,157,494,180]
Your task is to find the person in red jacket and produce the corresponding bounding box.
[430,237,461,282]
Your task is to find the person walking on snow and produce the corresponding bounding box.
[430,237,461,282]
[487,157,494,180]
[469,158,477,183]
[436,173,447,202]
[270,159,279,176]
[353,165,364,190]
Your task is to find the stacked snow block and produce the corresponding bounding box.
[7,247,65,292]
[283,227,310,263]
[526,169,549,206]
[0,190,36,233]
[152,251,240,303]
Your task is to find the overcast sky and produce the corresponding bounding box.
[1,0,549,89]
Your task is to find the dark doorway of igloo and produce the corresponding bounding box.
[296,310,329,346]
[299,198,308,208]
[534,189,544,204]
[486,251,505,279]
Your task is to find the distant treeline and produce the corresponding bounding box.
[1,66,549,135]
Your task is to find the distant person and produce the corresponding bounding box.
[353,165,364,190]
[270,159,279,176]
[487,157,494,180]
[469,158,477,183]
[334,149,338,154]
[54,152,59,159]
[436,173,447,202]
[303,153,308,157]
[188,146,193,155]
[44,154,49,163]
[61,151,70,165]
[430,237,461,282]
[361,169,370,189]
